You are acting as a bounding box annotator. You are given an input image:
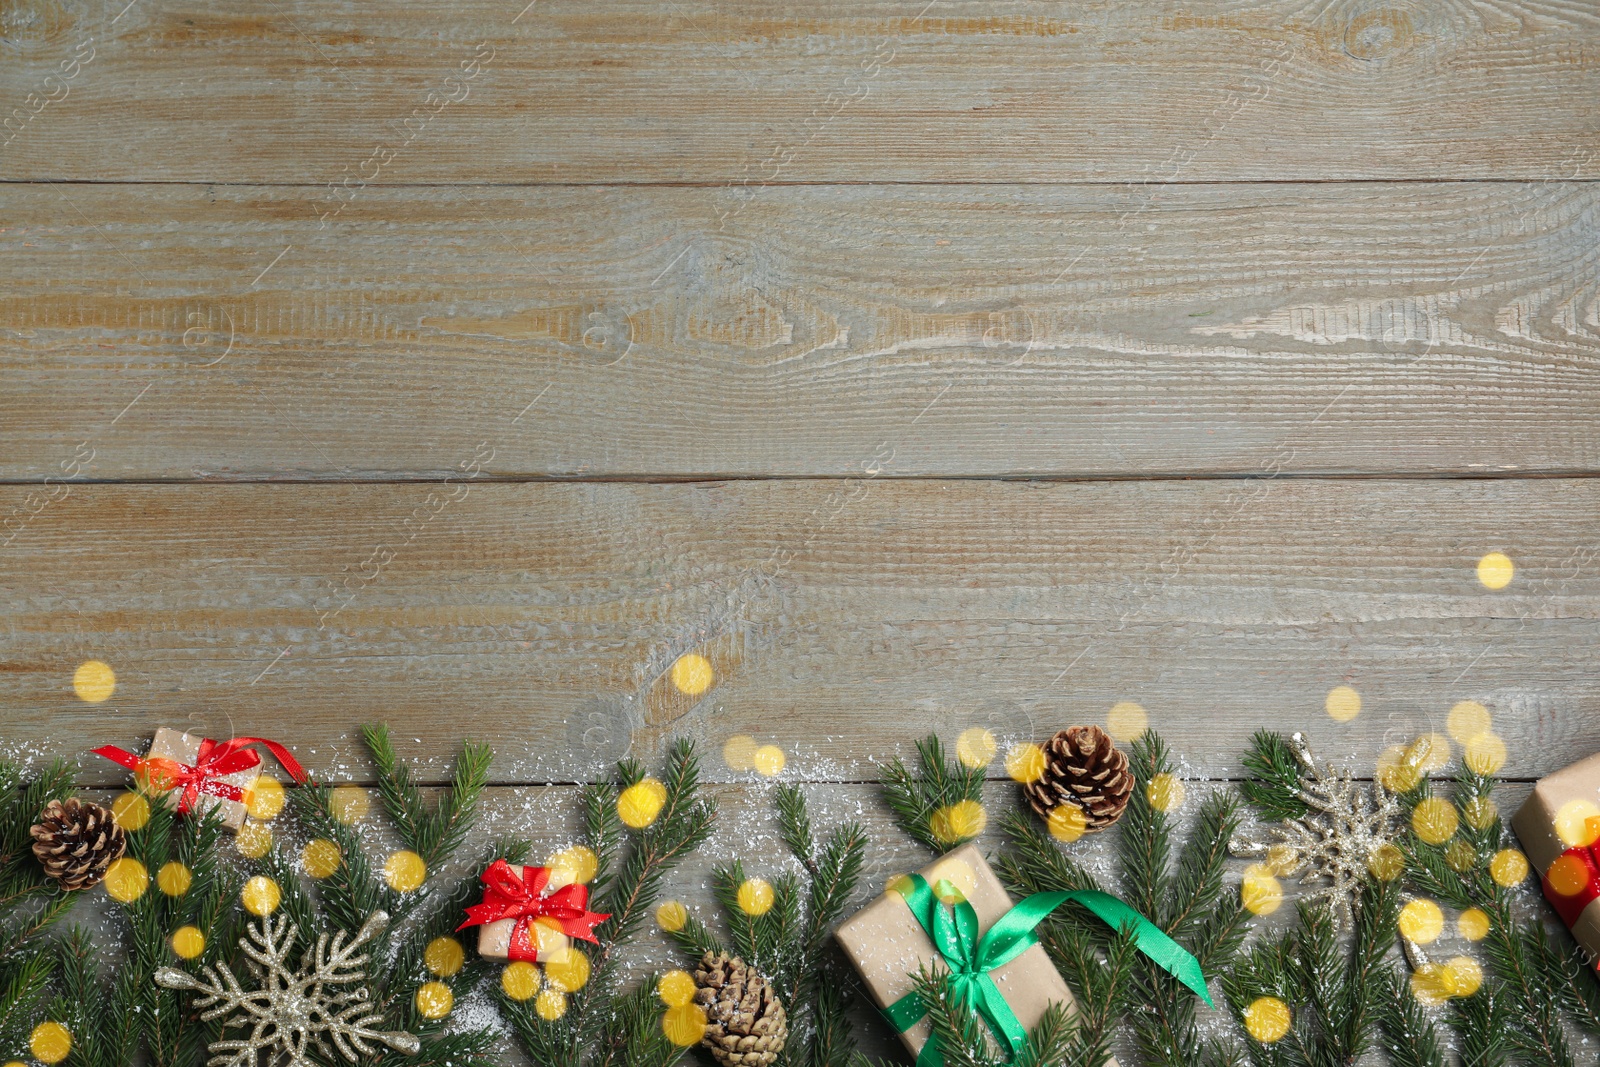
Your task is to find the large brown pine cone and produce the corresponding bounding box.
[694,952,787,1067]
[30,798,128,890]
[1022,725,1133,831]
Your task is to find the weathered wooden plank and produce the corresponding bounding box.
[1,0,1596,183]
[3,480,1596,785]
[3,182,1597,479]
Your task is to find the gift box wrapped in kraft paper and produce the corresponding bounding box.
[91,728,308,832]
[458,859,610,962]
[835,843,1212,1066]
[1512,752,1600,966]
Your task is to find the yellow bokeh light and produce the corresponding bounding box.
[670,653,714,696]
[931,800,987,845]
[1146,773,1185,813]
[548,845,599,888]
[1107,702,1148,741]
[1367,843,1405,881]
[1447,701,1492,743]
[1548,854,1590,897]
[1410,963,1448,1007]
[30,1022,71,1065]
[956,728,997,769]
[753,745,786,777]
[73,660,115,703]
[1445,839,1477,873]
[245,776,285,821]
[722,735,757,772]
[531,916,570,959]
[1241,864,1282,916]
[1005,743,1046,784]
[1047,802,1088,843]
[329,785,370,825]
[235,820,273,860]
[241,876,281,916]
[1463,734,1506,775]
[415,981,454,1020]
[1411,797,1458,846]
[662,1003,708,1046]
[302,838,342,879]
[170,925,206,960]
[1266,844,1301,877]
[1489,849,1529,887]
[1244,997,1291,1043]
[1325,686,1361,722]
[618,778,668,829]
[1462,796,1498,830]
[1376,745,1422,793]
[737,878,775,916]
[111,792,150,832]
[425,937,465,978]
[656,900,688,933]
[535,988,568,1021]
[886,874,913,899]
[1442,956,1483,998]
[157,861,193,897]
[104,857,149,903]
[1458,908,1490,941]
[545,948,591,993]
[1399,898,1444,944]
[1477,552,1514,590]
[1411,733,1452,773]
[384,850,427,893]
[1554,799,1600,848]
[657,970,697,1008]
[502,961,541,1001]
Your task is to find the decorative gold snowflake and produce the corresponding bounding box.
[1230,732,1404,925]
[155,910,419,1067]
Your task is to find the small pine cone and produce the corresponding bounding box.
[1022,725,1133,831]
[30,798,127,891]
[693,951,787,1067]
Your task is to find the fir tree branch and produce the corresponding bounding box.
[880,736,985,854]
[1238,732,1308,822]
[1375,969,1445,1067]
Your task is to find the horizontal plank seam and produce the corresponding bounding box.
[2,178,1598,190]
[5,471,1600,486]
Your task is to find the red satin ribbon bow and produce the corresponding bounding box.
[92,735,308,813]
[1543,845,1600,932]
[458,859,611,960]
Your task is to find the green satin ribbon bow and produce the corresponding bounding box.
[883,874,1212,1067]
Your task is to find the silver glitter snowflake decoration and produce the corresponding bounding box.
[154,910,419,1067]
[1230,732,1405,925]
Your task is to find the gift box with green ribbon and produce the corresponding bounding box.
[836,843,1211,1066]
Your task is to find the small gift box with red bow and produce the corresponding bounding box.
[92,729,306,832]
[458,858,611,961]
[1512,753,1600,966]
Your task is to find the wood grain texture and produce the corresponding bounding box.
[4,479,1596,786]
[3,181,1597,480]
[1,0,1598,183]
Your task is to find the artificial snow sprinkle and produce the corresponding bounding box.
[154,910,419,1067]
[1229,732,1403,926]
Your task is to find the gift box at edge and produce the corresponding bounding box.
[147,728,259,831]
[835,842,1119,1066]
[1511,753,1600,965]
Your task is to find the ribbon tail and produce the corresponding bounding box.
[235,737,309,784]
[1067,891,1214,1008]
[91,746,143,773]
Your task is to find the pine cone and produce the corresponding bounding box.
[694,952,787,1067]
[1022,725,1133,831]
[30,798,127,890]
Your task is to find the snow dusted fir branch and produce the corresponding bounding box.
[1231,730,1409,926]
[154,910,419,1067]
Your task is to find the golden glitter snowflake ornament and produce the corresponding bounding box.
[1230,732,1404,925]
[154,910,419,1067]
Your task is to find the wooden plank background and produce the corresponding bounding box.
[2,0,1598,1060]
